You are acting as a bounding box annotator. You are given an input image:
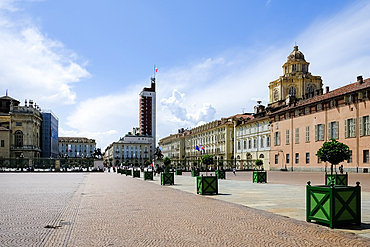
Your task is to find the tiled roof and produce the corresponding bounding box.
[228,114,254,120]
[271,78,370,115]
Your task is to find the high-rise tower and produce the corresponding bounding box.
[139,77,156,159]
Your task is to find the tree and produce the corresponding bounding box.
[316,139,351,176]
[218,161,224,170]
[145,159,151,167]
[255,159,263,170]
[201,155,214,171]
[163,157,171,172]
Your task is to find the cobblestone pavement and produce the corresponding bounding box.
[2,172,370,246]
[0,173,86,247]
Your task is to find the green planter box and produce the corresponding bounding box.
[253,171,267,183]
[133,170,140,178]
[175,170,182,175]
[126,169,132,176]
[144,171,153,180]
[306,181,361,228]
[191,170,199,177]
[216,170,225,179]
[161,172,174,185]
[117,168,124,174]
[197,176,218,195]
[325,173,348,186]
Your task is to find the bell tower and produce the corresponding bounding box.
[268,46,323,105]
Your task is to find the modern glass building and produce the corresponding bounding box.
[41,110,59,158]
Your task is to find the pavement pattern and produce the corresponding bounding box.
[1,172,370,246]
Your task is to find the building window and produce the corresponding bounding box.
[348,150,352,163]
[328,121,339,140]
[253,139,257,149]
[305,126,310,142]
[359,115,370,136]
[267,137,270,147]
[286,154,290,164]
[306,153,310,164]
[289,86,296,96]
[295,153,299,164]
[315,124,325,141]
[274,132,280,146]
[243,140,247,149]
[292,64,297,71]
[248,139,252,149]
[276,122,279,130]
[274,90,279,101]
[286,129,290,145]
[16,122,22,126]
[1,140,4,147]
[260,137,264,148]
[15,130,23,147]
[295,128,299,144]
[345,118,356,138]
[238,141,241,150]
[275,154,278,164]
[364,150,369,163]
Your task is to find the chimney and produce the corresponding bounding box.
[25,99,28,107]
[29,100,33,108]
[320,89,323,95]
[326,86,329,94]
[357,75,363,84]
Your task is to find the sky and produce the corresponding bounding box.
[1,0,370,151]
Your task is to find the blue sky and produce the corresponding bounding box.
[1,0,369,150]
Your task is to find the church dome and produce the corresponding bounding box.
[287,46,305,61]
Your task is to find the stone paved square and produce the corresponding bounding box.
[1,172,370,246]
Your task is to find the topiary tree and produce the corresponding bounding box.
[255,159,263,170]
[193,161,198,170]
[218,161,224,170]
[145,159,151,167]
[316,139,351,176]
[163,157,171,172]
[201,155,214,172]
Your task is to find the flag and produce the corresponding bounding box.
[154,65,158,72]
[196,145,199,151]
[200,145,204,150]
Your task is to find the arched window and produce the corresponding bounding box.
[289,86,296,96]
[274,90,279,101]
[307,85,314,94]
[259,154,265,159]
[15,130,23,147]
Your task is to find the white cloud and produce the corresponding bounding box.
[0,0,90,108]
[160,89,216,126]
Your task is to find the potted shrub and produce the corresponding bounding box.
[253,159,266,183]
[192,161,199,177]
[196,155,218,195]
[306,139,360,228]
[161,157,174,185]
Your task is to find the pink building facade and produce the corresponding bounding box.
[269,76,370,172]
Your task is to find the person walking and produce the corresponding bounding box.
[233,167,236,176]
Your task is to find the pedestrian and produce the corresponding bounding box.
[339,164,344,174]
[233,167,236,176]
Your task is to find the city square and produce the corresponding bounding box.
[1,171,370,246]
